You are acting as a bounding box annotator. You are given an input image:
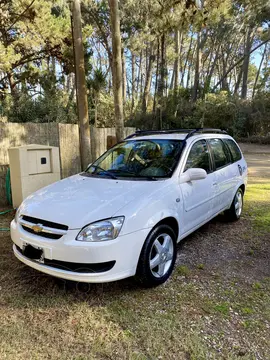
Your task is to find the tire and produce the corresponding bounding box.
[224,188,244,221]
[136,224,177,287]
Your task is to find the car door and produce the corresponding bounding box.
[207,138,236,214]
[179,139,216,234]
[223,138,246,189]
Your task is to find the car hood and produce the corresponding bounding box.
[20,174,161,229]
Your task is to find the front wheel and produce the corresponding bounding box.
[136,224,177,287]
[224,188,244,221]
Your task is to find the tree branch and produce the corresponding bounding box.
[83,7,112,61]
[5,0,36,33]
[212,37,270,92]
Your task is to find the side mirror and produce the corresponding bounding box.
[179,168,207,184]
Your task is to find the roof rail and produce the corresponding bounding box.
[185,128,227,139]
[125,128,227,140]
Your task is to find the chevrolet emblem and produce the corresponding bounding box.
[32,224,43,233]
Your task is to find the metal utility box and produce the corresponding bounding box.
[8,144,61,207]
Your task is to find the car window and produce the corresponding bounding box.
[86,139,183,179]
[184,140,211,173]
[208,138,230,170]
[224,139,242,162]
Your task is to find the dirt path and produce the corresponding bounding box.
[239,143,270,179]
[245,153,270,179]
[239,142,270,154]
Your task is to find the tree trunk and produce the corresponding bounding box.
[122,48,126,106]
[203,46,219,97]
[217,58,222,90]
[241,27,253,99]
[252,43,267,98]
[153,39,160,117]
[108,70,112,95]
[137,50,142,94]
[94,94,99,127]
[66,77,76,113]
[51,57,56,74]
[173,29,180,95]
[187,42,196,88]
[170,69,174,91]
[192,31,202,102]
[71,0,91,169]
[8,73,18,99]
[181,33,193,86]
[156,33,166,129]
[186,62,191,88]
[142,45,154,114]
[221,54,229,91]
[140,49,145,98]
[179,32,184,79]
[66,73,72,93]
[108,0,124,142]
[126,71,130,99]
[131,53,135,112]
[234,66,243,95]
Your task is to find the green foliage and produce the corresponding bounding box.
[128,90,270,137]
[4,90,77,124]
[0,0,269,136]
[88,91,115,126]
[0,0,71,76]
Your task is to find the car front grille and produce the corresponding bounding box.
[19,215,68,240]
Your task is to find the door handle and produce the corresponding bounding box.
[213,182,218,186]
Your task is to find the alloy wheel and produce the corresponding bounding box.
[149,233,174,278]
[235,190,243,217]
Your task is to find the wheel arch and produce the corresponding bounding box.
[135,216,179,286]
[150,216,179,240]
[239,183,245,195]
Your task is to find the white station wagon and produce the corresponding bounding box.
[11,129,248,287]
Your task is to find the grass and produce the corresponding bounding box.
[0,176,269,359]
[175,264,190,276]
[245,182,270,232]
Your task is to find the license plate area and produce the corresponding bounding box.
[22,244,44,261]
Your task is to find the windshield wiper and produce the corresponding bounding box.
[108,169,158,180]
[141,176,158,181]
[90,165,118,179]
[109,169,137,176]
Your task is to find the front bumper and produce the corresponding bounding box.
[10,220,149,283]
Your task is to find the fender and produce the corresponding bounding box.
[228,181,246,208]
[114,179,183,240]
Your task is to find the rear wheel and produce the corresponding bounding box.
[136,224,177,287]
[224,188,243,221]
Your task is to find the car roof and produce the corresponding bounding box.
[126,133,234,142]
[127,134,187,141]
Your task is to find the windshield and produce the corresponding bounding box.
[85,139,183,180]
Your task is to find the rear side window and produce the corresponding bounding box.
[208,138,230,170]
[224,139,242,162]
[184,140,211,173]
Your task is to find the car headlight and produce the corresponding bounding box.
[14,205,22,223]
[76,217,125,242]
